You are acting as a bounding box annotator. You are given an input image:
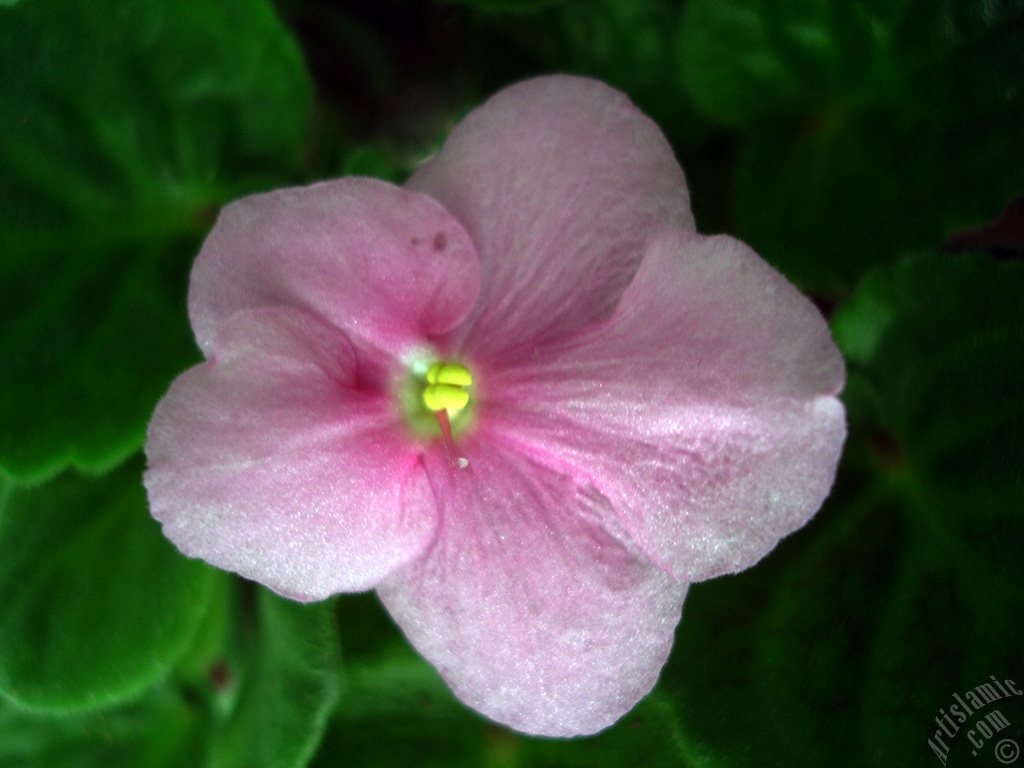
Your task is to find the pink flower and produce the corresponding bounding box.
[144,76,845,737]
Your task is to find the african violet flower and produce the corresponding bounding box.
[145,76,846,737]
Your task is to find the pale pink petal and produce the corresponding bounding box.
[145,307,436,600]
[407,75,693,360]
[188,177,480,358]
[377,435,686,737]
[486,232,847,582]
[486,397,845,584]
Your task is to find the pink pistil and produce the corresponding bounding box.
[435,409,459,465]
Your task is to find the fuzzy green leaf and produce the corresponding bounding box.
[680,0,1024,295]
[0,0,313,479]
[0,686,203,768]
[0,460,217,712]
[207,589,342,768]
[467,0,712,154]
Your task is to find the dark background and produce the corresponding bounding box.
[1,1,1022,766]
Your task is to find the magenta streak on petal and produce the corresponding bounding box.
[145,306,438,600]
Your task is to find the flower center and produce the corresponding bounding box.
[421,362,472,463]
[400,357,475,464]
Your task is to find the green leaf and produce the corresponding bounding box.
[663,252,1024,766]
[0,686,202,768]
[0,0,313,479]
[466,0,712,153]
[681,0,900,128]
[208,589,342,768]
[314,654,489,768]
[0,459,217,712]
[832,252,1024,576]
[680,0,1024,295]
[339,144,406,184]
[520,694,686,767]
[307,592,484,766]
[0,685,203,768]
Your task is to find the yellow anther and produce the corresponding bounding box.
[423,383,470,413]
[422,361,473,415]
[426,362,472,387]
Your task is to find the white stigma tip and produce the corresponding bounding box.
[457,457,469,469]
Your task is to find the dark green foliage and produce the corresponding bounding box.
[206,589,343,768]
[0,0,313,479]
[0,460,217,711]
[681,0,1024,295]
[2,0,1020,765]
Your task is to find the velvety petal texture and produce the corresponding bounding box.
[146,307,436,600]
[378,437,685,737]
[487,232,846,582]
[408,75,694,360]
[145,75,847,738]
[189,177,480,359]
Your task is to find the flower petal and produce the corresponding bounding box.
[377,435,686,737]
[488,232,846,583]
[188,177,480,358]
[407,75,693,360]
[488,397,845,584]
[145,307,436,600]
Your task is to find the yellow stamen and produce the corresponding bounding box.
[423,383,470,412]
[426,362,473,388]
[416,360,474,465]
[422,362,473,415]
